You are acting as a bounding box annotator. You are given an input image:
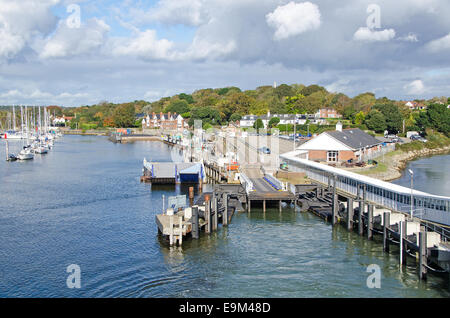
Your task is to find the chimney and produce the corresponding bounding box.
[336,121,343,132]
[267,110,271,117]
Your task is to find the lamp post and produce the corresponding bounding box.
[408,169,414,218]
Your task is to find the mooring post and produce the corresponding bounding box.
[331,175,337,225]
[347,197,353,231]
[248,198,251,213]
[178,215,183,246]
[223,194,228,226]
[189,187,194,206]
[419,231,427,280]
[367,204,373,240]
[205,197,211,234]
[358,202,364,236]
[279,200,282,213]
[213,195,218,231]
[402,221,407,266]
[192,206,199,239]
[399,220,404,266]
[169,215,174,246]
[383,212,390,252]
[263,200,266,213]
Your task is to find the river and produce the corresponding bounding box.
[392,153,450,197]
[0,136,449,297]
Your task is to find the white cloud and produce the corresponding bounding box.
[0,88,89,105]
[132,0,208,26]
[112,30,175,60]
[0,0,58,60]
[266,1,321,40]
[426,33,450,52]
[353,27,396,42]
[404,80,425,95]
[398,33,419,42]
[40,18,110,59]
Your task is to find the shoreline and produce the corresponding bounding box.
[352,145,450,182]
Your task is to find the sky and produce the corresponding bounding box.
[0,0,449,106]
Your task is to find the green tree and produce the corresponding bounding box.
[354,111,365,125]
[229,113,242,122]
[365,110,387,133]
[268,117,280,128]
[165,100,190,115]
[112,103,135,128]
[253,118,264,131]
[373,103,403,134]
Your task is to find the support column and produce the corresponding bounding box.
[263,200,266,213]
[248,199,251,213]
[279,200,282,213]
[419,231,427,280]
[383,212,390,252]
[367,204,373,240]
[402,221,407,266]
[223,194,228,226]
[205,198,211,234]
[192,206,199,239]
[358,201,364,236]
[213,195,218,231]
[347,197,353,231]
[399,221,404,266]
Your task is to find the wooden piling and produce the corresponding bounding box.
[192,206,199,239]
[189,187,194,206]
[399,221,404,266]
[263,200,266,213]
[419,231,427,280]
[279,200,282,213]
[402,221,407,266]
[367,204,373,240]
[248,199,251,213]
[347,197,353,231]
[358,202,364,236]
[383,212,390,252]
[205,197,211,234]
[213,195,218,231]
[223,194,228,226]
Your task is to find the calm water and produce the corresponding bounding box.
[392,153,450,197]
[0,136,449,298]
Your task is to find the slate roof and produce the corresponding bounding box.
[326,128,381,150]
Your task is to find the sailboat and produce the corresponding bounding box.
[17,106,34,161]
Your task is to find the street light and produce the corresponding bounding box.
[408,169,414,218]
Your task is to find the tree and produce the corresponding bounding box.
[112,103,135,128]
[300,84,326,97]
[165,100,190,115]
[365,110,387,133]
[354,111,365,125]
[373,103,403,134]
[178,93,195,104]
[416,103,450,136]
[229,113,242,122]
[274,84,295,99]
[253,118,264,131]
[268,117,280,128]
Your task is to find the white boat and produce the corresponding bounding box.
[3,130,24,139]
[18,146,34,160]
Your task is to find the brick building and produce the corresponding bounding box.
[297,123,382,163]
[315,108,342,119]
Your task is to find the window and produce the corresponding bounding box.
[327,151,338,162]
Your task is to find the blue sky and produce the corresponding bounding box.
[0,0,450,106]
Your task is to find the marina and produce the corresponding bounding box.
[1,135,450,297]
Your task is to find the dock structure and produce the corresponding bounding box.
[294,180,450,280]
[239,164,295,213]
[141,159,205,184]
[156,187,240,246]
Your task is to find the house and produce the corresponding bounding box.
[142,112,187,130]
[297,122,382,163]
[240,111,321,129]
[240,115,259,128]
[405,101,426,110]
[315,108,342,119]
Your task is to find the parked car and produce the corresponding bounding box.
[259,147,271,154]
[410,134,421,140]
